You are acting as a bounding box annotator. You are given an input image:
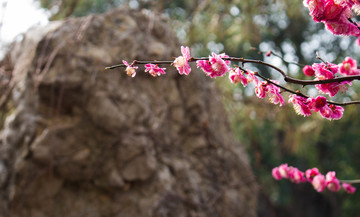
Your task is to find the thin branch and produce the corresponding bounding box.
[105,57,360,106]
[315,51,328,65]
[250,47,305,68]
[105,60,173,69]
[236,58,360,86]
[340,179,360,184]
[269,51,305,68]
[324,100,360,106]
[106,57,360,86]
[254,72,307,97]
[348,18,360,32]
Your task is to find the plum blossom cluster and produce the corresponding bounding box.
[167,46,287,108]
[197,52,231,78]
[229,68,285,106]
[289,57,360,120]
[172,47,286,106]
[303,0,360,37]
[272,164,356,194]
[144,63,166,77]
[302,57,360,97]
[116,46,356,120]
[288,95,344,120]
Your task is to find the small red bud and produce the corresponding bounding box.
[303,65,315,76]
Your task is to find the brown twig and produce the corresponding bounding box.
[250,47,305,68]
[105,57,360,106]
[106,57,360,85]
[339,179,360,184]
[269,50,305,68]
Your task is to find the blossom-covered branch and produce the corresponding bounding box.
[104,1,360,121]
[107,57,360,85]
[106,45,360,120]
[104,0,360,198]
[272,164,357,194]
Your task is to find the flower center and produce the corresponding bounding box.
[174,57,185,67]
[126,67,136,77]
[211,62,222,72]
[344,62,351,70]
[315,98,326,108]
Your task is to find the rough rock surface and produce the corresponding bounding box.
[0,7,257,217]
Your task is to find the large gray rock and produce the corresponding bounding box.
[0,7,257,217]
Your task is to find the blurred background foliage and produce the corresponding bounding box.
[35,0,360,216]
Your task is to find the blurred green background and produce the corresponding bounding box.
[33,0,360,216]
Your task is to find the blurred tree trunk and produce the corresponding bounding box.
[0,7,257,217]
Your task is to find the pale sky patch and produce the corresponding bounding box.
[0,0,49,43]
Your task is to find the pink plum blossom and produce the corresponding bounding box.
[288,95,312,117]
[303,0,326,22]
[267,82,285,106]
[339,57,360,75]
[288,167,306,183]
[309,95,328,112]
[229,68,248,86]
[325,171,341,192]
[342,183,356,194]
[319,104,332,119]
[315,81,351,97]
[325,15,360,36]
[267,90,285,106]
[312,61,351,96]
[312,174,327,192]
[254,81,268,99]
[305,168,321,182]
[303,0,349,22]
[253,79,285,106]
[307,96,344,120]
[145,64,166,77]
[278,164,290,179]
[322,5,360,36]
[304,0,360,36]
[303,65,315,76]
[196,52,231,78]
[323,0,347,21]
[312,62,337,80]
[246,71,259,83]
[173,46,191,75]
[272,167,283,180]
[329,104,344,120]
[122,60,138,77]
